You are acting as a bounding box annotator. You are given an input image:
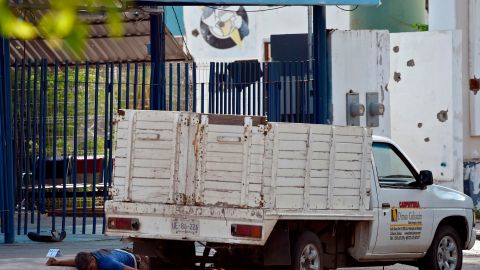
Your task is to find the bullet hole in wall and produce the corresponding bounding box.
[437,110,448,122]
[393,46,399,53]
[407,59,415,67]
[394,72,401,82]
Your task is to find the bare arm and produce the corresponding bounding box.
[46,258,76,267]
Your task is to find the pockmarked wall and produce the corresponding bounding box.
[329,30,391,137]
[389,31,463,192]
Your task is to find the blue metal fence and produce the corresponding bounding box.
[8,58,315,236]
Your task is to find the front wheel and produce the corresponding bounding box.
[419,225,462,270]
[293,231,323,270]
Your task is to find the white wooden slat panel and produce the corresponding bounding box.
[203,190,241,205]
[310,187,328,195]
[276,187,304,195]
[251,146,265,154]
[135,129,174,140]
[250,164,263,174]
[336,143,362,153]
[204,181,242,191]
[117,120,130,130]
[249,183,262,192]
[335,135,364,144]
[309,196,328,209]
[206,132,243,143]
[276,195,303,209]
[331,196,362,210]
[335,161,362,171]
[131,177,171,187]
[205,170,242,182]
[310,169,329,178]
[276,177,305,187]
[133,141,176,150]
[250,154,264,165]
[251,135,264,145]
[207,124,244,133]
[206,154,243,164]
[277,133,309,141]
[277,168,305,178]
[310,141,330,152]
[279,150,307,159]
[132,167,171,179]
[335,178,361,188]
[207,143,244,153]
[278,141,307,151]
[309,178,328,187]
[136,121,175,131]
[131,187,170,202]
[206,162,243,172]
[277,159,307,169]
[276,124,309,133]
[135,110,177,122]
[131,159,171,169]
[308,125,332,135]
[310,160,330,170]
[247,175,262,184]
[116,128,129,140]
[333,188,360,196]
[133,149,174,160]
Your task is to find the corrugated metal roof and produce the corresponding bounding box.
[8,7,190,63]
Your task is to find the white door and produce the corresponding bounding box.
[372,142,434,254]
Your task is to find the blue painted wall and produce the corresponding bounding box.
[165,6,185,36]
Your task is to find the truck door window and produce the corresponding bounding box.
[372,142,417,188]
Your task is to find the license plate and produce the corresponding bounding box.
[171,218,200,236]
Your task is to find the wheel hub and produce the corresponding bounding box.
[299,244,320,270]
[436,235,458,270]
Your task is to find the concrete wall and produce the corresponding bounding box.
[183,6,351,62]
[329,30,390,137]
[389,31,463,191]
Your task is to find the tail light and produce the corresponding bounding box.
[231,224,262,238]
[108,217,140,231]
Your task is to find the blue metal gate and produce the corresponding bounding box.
[8,58,315,237]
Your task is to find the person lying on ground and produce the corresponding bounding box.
[46,248,147,270]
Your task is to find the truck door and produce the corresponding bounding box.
[372,142,434,254]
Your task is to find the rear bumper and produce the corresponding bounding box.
[105,201,276,245]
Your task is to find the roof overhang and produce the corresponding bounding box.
[133,0,380,6]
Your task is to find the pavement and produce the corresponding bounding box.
[0,220,479,270]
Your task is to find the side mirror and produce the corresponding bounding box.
[418,170,433,188]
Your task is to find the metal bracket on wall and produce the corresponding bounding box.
[366,92,385,127]
[346,92,364,126]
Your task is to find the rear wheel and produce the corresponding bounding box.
[293,231,323,270]
[419,225,462,270]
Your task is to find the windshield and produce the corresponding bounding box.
[372,142,417,188]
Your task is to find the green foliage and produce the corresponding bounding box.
[0,0,124,53]
[412,23,429,31]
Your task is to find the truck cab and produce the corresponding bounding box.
[350,136,476,269]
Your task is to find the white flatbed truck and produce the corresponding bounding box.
[105,110,476,270]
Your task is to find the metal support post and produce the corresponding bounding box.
[0,37,15,243]
[313,6,330,124]
[150,10,166,110]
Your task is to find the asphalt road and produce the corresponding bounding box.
[0,234,479,270]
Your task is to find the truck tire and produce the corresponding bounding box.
[293,231,323,270]
[419,225,462,270]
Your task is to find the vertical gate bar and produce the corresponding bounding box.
[230,63,234,115]
[208,63,214,114]
[92,62,99,234]
[117,64,122,110]
[220,63,224,114]
[102,62,110,234]
[193,63,197,112]
[52,61,59,232]
[38,60,47,230]
[61,61,68,232]
[17,59,25,234]
[149,63,155,110]
[185,63,189,111]
[201,82,205,113]
[300,61,305,123]
[32,60,38,225]
[306,60,311,123]
[126,63,130,109]
[289,62,293,122]
[241,62,245,115]
[36,60,42,233]
[247,62,251,116]
[271,62,276,121]
[281,63,286,122]
[313,6,328,124]
[133,63,138,109]
[215,62,219,114]
[235,63,240,115]
[72,62,79,234]
[12,60,18,234]
[276,62,282,121]
[295,62,300,123]
[252,63,256,116]
[176,63,180,111]
[224,63,229,114]
[142,63,146,110]
[168,63,172,111]
[82,62,89,234]
[261,62,265,116]
[106,63,114,234]
[24,60,31,234]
